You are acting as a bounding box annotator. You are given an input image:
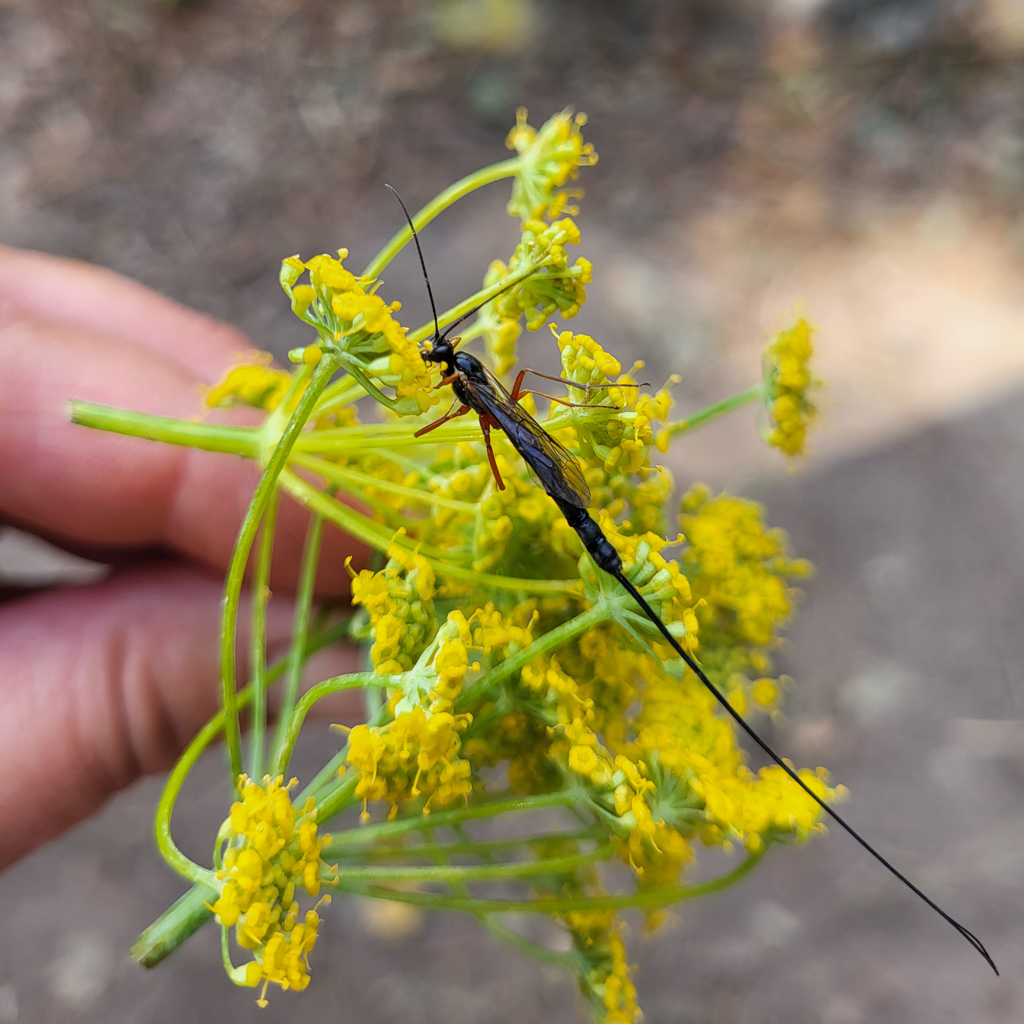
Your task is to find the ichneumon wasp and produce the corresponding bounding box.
[383,184,997,974]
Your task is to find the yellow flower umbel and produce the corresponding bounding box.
[568,916,641,1024]
[280,249,437,415]
[206,353,295,412]
[490,218,592,332]
[212,776,333,1006]
[506,107,598,222]
[679,485,813,711]
[763,316,818,457]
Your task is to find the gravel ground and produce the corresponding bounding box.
[2,1,1024,1021]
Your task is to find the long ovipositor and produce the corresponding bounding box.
[384,182,997,975]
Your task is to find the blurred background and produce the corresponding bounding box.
[2,0,1024,1020]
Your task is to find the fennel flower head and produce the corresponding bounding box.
[87,109,834,1022]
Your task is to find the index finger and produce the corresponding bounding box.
[0,312,363,593]
[0,245,251,381]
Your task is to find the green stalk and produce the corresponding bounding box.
[407,261,548,345]
[482,917,582,971]
[332,848,766,914]
[269,512,325,776]
[328,829,603,860]
[328,791,578,848]
[309,772,360,825]
[290,451,478,512]
[669,383,764,438]
[362,157,521,280]
[153,700,249,893]
[326,844,611,884]
[281,468,575,594]
[248,489,280,782]
[220,353,343,781]
[69,402,260,456]
[274,672,398,775]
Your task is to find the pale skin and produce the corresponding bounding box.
[0,245,366,869]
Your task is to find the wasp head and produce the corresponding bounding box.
[422,335,457,374]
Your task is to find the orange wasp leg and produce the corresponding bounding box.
[479,413,505,490]
[518,389,619,411]
[510,368,643,402]
[414,401,471,437]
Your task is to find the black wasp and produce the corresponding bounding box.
[383,184,997,974]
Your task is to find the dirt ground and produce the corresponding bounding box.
[2,1,1024,1021]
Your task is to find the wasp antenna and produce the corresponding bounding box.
[384,183,440,345]
[612,570,998,976]
[438,270,533,342]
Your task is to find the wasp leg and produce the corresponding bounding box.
[479,414,505,490]
[518,389,619,411]
[449,336,463,349]
[434,373,460,390]
[511,368,645,401]
[414,402,471,437]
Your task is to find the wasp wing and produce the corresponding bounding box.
[467,369,592,509]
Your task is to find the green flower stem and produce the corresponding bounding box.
[248,489,279,782]
[302,735,360,805]
[293,423,485,453]
[154,701,245,892]
[362,447,453,486]
[669,383,765,438]
[312,375,361,414]
[326,844,611,885]
[289,451,478,512]
[328,791,578,849]
[362,157,521,280]
[131,883,222,969]
[274,672,399,776]
[301,668,394,807]
[281,468,575,594]
[408,261,549,345]
[309,771,360,824]
[482,917,583,971]
[329,828,603,860]
[280,466,439,554]
[269,511,326,776]
[456,604,607,710]
[335,351,401,410]
[220,353,343,780]
[332,848,766,915]
[69,401,260,456]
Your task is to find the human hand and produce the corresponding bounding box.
[0,245,366,868]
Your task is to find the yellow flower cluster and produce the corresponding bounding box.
[346,707,473,819]
[281,250,437,413]
[763,316,817,457]
[206,353,294,412]
[631,674,833,852]
[468,461,580,576]
[493,218,591,330]
[549,330,676,480]
[567,914,640,1024]
[506,107,597,222]
[348,542,437,674]
[211,776,333,1005]
[678,486,812,709]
